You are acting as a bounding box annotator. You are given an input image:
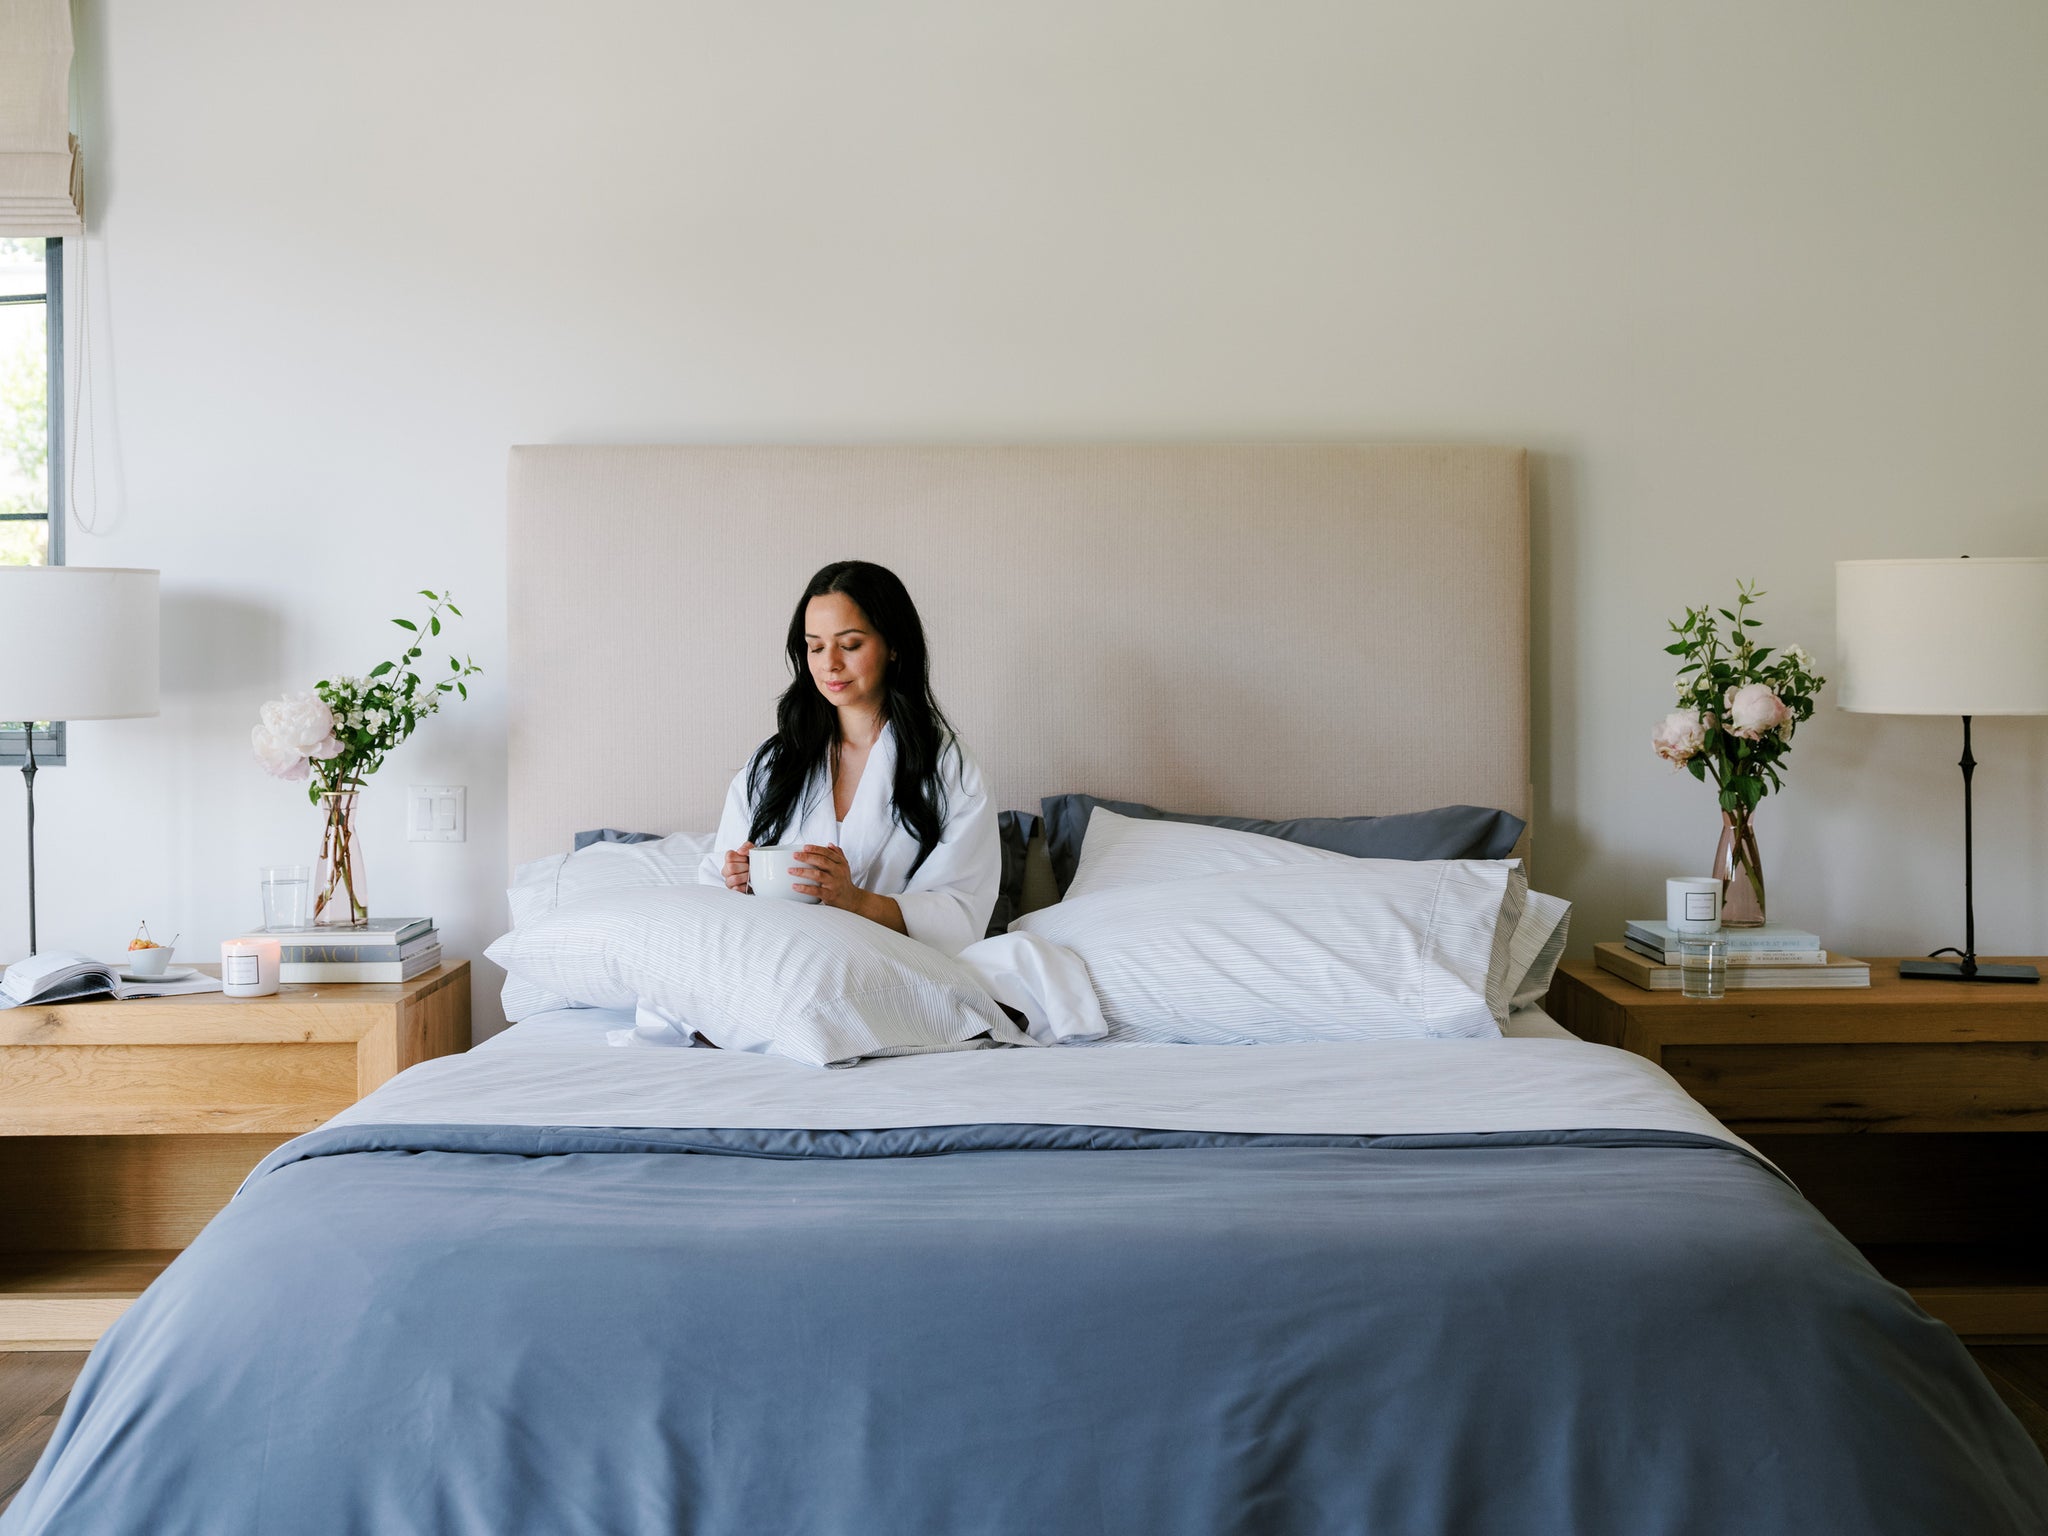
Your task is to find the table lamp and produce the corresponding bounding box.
[0,567,160,955]
[1835,556,2048,983]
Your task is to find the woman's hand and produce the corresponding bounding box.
[792,844,858,909]
[723,842,754,893]
[792,845,910,934]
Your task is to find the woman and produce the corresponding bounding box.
[700,560,1000,957]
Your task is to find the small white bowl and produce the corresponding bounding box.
[124,945,175,978]
[747,846,821,903]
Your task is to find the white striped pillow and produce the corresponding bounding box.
[487,886,1020,1067]
[1015,859,1519,1043]
[1062,806,1342,901]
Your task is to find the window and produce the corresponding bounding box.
[1,235,64,765]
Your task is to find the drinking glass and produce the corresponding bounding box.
[1680,935,1727,1000]
[261,865,312,931]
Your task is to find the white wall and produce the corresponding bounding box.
[13,0,2046,1038]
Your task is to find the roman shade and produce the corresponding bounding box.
[0,0,84,237]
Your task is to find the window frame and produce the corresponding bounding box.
[0,235,66,768]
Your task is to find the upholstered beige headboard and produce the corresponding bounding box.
[506,444,1529,866]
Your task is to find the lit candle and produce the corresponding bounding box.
[221,937,281,998]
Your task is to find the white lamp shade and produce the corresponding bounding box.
[0,566,161,721]
[1835,557,2048,716]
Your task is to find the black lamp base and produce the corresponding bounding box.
[1898,959,2040,984]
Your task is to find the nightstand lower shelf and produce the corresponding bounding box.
[1548,957,2048,1341]
[1861,1244,2048,1342]
[0,1250,180,1350]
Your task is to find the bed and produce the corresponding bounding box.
[6,445,2044,1535]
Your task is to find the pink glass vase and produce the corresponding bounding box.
[313,787,368,927]
[1711,808,1766,927]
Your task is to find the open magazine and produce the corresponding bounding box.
[0,949,224,1008]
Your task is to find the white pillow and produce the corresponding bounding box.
[507,832,715,928]
[1506,890,1572,1011]
[501,833,715,1021]
[486,886,1024,1068]
[1062,806,1341,901]
[1014,859,1518,1043]
[1051,807,1528,1028]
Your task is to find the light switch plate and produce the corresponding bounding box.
[407,784,466,843]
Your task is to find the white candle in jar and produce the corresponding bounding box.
[221,937,281,997]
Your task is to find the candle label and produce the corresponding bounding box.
[1684,890,1719,921]
[224,953,260,986]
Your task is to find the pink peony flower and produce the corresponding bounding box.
[251,723,309,780]
[1724,683,1792,740]
[1652,709,1707,765]
[259,692,337,753]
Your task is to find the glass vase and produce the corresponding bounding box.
[313,787,368,928]
[1712,808,1766,928]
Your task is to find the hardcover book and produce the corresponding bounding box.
[245,917,435,947]
[1596,942,1869,992]
[278,944,443,985]
[1623,919,1822,954]
[272,932,439,965]
[1623,937,1828,967]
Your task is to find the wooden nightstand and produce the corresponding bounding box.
[0,960,469,1349]
[1548,957,2048,1339]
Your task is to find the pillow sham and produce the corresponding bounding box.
[1013,858,1520,1044]
[501,831,716,1020]
[486,885,1024,1067]
[1057,806,1531,1023]
[1040,793,1525,895]
[1506,889,1572,1011]
[1062,805,1342,901]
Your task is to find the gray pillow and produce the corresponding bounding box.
[572,828,664,851]
[1039,795,1525,895]
[988,810,1040,938]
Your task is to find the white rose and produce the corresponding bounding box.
[1724,683,1793,740]
[1651,709,1707,766]
[251,723,309,781]
[259,692,338,754]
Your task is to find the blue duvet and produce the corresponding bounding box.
[5,1121,2044,1535]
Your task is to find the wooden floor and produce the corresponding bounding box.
[2,1346,2045,1515]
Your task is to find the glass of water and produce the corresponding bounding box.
[261,865,312,931]
[1680,935,1727,1000]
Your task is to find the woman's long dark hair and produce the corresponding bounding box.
[747,561,955,874]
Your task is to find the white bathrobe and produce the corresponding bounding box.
[698,725,1001,957]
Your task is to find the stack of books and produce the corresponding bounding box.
[1596,919,1870,991]
[246,918,441,984]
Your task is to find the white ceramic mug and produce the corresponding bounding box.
[748,845,822,903]
[1665,876,1725,935]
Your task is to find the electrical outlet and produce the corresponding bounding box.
[407,785,466,843]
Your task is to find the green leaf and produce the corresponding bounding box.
[1664,642,1689,655]
[1687,758,1707,782]
[447,604,462,618]
[429,616,441,636]
[393,618,417,631]
[457,682,468,700]
[420,590,438,600]
[367,661,394,678]
[449,656,460,671]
